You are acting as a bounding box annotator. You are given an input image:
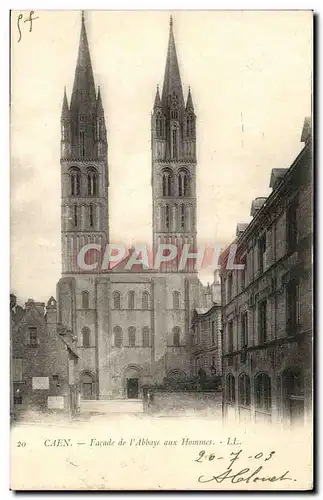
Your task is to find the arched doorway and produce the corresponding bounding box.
[124,365,141,399]
[167,369,187,380]
[282,369,304,426]
[80,371,95,400]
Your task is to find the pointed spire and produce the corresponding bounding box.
[61,87,69,120]
[70,10,96,111]
[186,86,195,112]
[96,86,104,115]
[161,16,185,112]
[153,85,162,110]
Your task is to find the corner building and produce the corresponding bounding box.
[57,14,206,400]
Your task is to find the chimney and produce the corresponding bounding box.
[250,197,267,217]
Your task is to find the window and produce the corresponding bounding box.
[241,312,248,348]
[80,114,84,122]
[142,291,149,310]
[239,374,251,406]
[73,204,78,227]
[70,169,81,196]
[259,300,267,344]
[180,204,185,230]
[173,291,180,310]
[186,115,194,137]
[172,126,178,159]
[171,109,178,120]
[13,383,22,405]
[287,197,298,254]
[61,121,68,141]
[258,233,266,274]
[211,321,215,344]
[87,169,98,196]
[28,327,38,346]
[228,321,233,352]
[156,114,162,137]
[128,327,136,347]
[226,374,235,403]
[82,291,89,309]
[173,327,180,346]
[178,170,189,197]
[227,273,233,301]
[286,280,301,335]
[128,291,135,310]
[82,327,90,347]
[113,291,121,310]
[255,373,271,412]
[89,204,94,227]
[80,130,85,157]
[165,205,170,229]
[162,170,172,196]
[142,327,150,347]
[114,326,123,348]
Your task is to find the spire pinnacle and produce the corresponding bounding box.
[154,85,162,110]
[161,16,184,112]
[61,87,69,119]
[186,86,195,112]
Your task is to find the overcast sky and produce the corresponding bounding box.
[10,10,312,303]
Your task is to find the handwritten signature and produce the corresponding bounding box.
[17,11,39,43]
[198,466,295,485]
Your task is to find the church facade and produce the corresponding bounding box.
[57,14,209,400]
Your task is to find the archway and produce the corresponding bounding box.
[124,365,141,399]
[80,371,95,400]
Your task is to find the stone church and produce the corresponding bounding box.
[57,13,211,400]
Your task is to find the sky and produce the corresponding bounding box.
[10,10,312,303]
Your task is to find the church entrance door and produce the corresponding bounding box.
[127,378,139,399]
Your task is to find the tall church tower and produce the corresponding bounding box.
[60,12,109,274]
[151,17,197,272]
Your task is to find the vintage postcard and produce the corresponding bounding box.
[10,9,313,491]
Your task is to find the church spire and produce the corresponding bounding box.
[70,10,96,112]
[161,16,185,112]
[153,85,162,110]
[61,87,69,120]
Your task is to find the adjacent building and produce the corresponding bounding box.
[10,295,79,417]
[220,118,312,427]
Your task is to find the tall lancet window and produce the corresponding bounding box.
[171,125,178,159]
[156,113,162,137]
[162,169,172,197]
[70,169,81,196]
[179,170,189,197]
[165,205,170,229]
[61,121,68,141]
[80,130,85,157]
[73,204,78,227]
[87,169,98,196]
[186,115,194,137]
[180,204,185,231]
[89,204,94,227]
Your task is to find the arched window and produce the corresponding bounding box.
[186,115,195,137]
[226,374,236,403]
[142,291,149,310]
[142,327,150,347]
[156,114,162,137]
[82,327,90,347]
[70,169,81,196]
[114,326,123,348]
[73,204,78,227]
[128,327,136,347]
[239,374,251,406]
[172,125,178,159]
[255,373,271,412]
[89,204,94,227]
[128,291,135,310]
[80,130,85,157]
[61,121,68,141]
[180,204,185,230]
[162,169,173,197]
[165,205,170,229]
[173,291,180,310]
[81,291,89,309]
[172,327,181,347]
[113,291,121,310]
[178,170,189,197]
[87,169,98,196]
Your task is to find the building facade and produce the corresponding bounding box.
[57,14,210,400]
[220,118,312,427]
[10,296,79,417]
